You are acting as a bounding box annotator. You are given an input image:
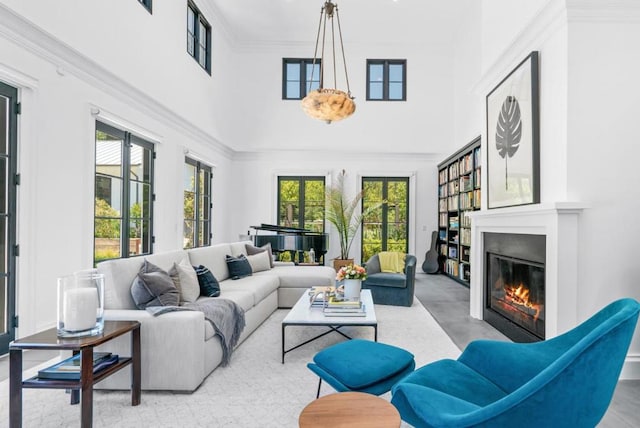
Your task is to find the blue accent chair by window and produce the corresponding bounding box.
[362,253,417,307]
[391,298,640,428]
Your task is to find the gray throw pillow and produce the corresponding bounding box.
[168,258,200,303]
[245,242,274,268]
[131,260,180,309]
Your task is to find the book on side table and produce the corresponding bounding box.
[38,352,119,380]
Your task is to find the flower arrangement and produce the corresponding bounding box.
[336,263,367,281]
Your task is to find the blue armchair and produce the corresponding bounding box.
[362,253,416,307]
[391,298,640,428]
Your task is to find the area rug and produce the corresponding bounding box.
[0,298,460,427]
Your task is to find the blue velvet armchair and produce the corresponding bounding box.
[361,253,416,307]
[391,298,640,428]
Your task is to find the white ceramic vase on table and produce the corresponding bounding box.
[343,279,362,301]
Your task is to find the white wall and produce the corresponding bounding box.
[454,0,640,375]
[226,41,455,154]
[0,3,236,336]
[230,152,440,265]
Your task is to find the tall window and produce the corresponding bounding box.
[94,122,154,264]
[137,0,152,13]
[0,81,18,355]
[361,177,409,262]
[278,176,325,232]
[184,158,212,249]
[187,2,211,73]
[366,59,407,101]
[282,59,321,100]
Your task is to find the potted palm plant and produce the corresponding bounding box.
[325,170,379,270]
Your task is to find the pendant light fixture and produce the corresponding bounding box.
[301,1,355,124]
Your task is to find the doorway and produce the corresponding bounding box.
[361,177,409,262]
[0,81,18,355]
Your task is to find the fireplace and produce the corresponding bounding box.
[483,233,546,342]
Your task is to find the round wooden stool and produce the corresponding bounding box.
[299,391,401,428]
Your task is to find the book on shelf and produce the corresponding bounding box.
[38,352,119,380]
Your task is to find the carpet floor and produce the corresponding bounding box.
[0,298,460,427]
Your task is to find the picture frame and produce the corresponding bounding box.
[486,51,540,209]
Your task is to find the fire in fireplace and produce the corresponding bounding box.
[483,233,546,343]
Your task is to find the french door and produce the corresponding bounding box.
[361,177,409,262]
[0,81,18,355]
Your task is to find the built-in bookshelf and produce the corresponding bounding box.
[437,136,481,286]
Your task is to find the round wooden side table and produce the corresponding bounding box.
[299,391,401,428]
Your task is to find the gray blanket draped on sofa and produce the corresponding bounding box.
[146,298,246,365]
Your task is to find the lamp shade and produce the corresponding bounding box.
[301,89,356,124]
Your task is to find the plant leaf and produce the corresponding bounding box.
[495,95,522,159]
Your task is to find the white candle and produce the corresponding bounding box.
[64,288,98,331]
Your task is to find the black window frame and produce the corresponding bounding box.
[183,157,212,249]
[366,59,407,101]
[282,58,322,100]
[137,0,152,13]
[187,1,212,74]
[277,176,326,232]
[94,121,155,265]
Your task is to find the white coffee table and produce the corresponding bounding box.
[281,289,378,363]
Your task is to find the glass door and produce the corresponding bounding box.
[0,81,18,355]
[361,177,409,262]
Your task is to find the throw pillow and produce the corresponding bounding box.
[193,265,221,297]
[245,242,274,268]
[225,254,253,280]
[168,258,200,303]
[247,251,271,273]
[131,260,180,309]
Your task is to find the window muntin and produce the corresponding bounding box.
[184,158,212,249]
[94,122,154,265]
[366,60,407,101]
[277,176,325,232]
[283,59,321,100]
[187,2,211,73]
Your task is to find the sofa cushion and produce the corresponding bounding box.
[246,242,274,268]
[219,274,279,308]
[267,265,336,289]
[194,265,221,297]
[169,258,200,303]
[230,240,253,257]
[131,260,180,309]
[226,254,252,280]
[364,272,407,289]
[247,251,272,273]
[188,243,232,281]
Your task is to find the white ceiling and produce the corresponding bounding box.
[209,0,460,46]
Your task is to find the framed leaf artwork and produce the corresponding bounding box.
[486,51,540,209]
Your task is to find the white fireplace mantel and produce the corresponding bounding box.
[468,202,586,338]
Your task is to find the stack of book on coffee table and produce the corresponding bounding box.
[322,295,366,317]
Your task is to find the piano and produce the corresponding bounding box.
[250,223,328,264]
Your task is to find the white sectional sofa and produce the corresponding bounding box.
[94,241,336,392]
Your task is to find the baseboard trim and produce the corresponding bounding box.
[620,354,640,380]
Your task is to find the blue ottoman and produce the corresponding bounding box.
[307,339,415,397]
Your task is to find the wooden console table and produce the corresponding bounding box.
[9,320,141,428]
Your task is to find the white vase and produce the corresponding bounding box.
[343,279,362,301]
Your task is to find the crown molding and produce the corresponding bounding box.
[232,149,443,162]
[0,3,234,159]
[566,0,640,22]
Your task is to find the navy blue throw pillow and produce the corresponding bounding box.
[225,254,252,280]
[193,265,221,297]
